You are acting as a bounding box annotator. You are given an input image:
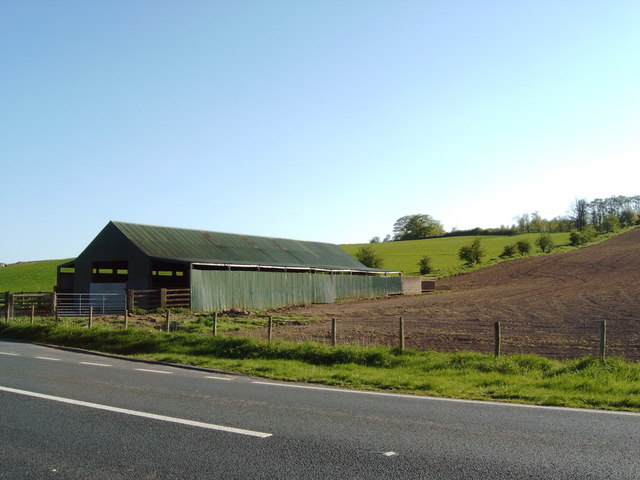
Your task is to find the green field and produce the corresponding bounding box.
[0,259,70,293]
[341,232,571,276]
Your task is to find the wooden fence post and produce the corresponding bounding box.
[124,310,129,329]
[599,320,607,361]
[127,290,135,311]
[494,322,501,357]
[89,306,93,328]
[30,305,35,325]
[331,318,337,346]
[399,316,405,351]
[268,316,273,342]
[160,289,168,309]
[213,312,218,336]
[165,310,171,332]
[50,292,57,316]
[7,293,13,322]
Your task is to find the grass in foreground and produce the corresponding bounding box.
[2,323,639,412]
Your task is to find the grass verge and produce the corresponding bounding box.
[2,323,639,412]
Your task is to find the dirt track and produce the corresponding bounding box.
[263,229,640,360]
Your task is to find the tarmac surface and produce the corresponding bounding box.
[2,339,639,479]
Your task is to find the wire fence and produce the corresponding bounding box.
[1,309,635,361]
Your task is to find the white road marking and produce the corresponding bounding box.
[79,362,112,367]
[35,357,61,361]
[0,352,20,356]
[381,451,398,457]
[0,385,272,438]
[135,368,172,374]
[204,376,234,381]
[252,381,640,417]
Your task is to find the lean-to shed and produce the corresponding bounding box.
[57,221,402,311]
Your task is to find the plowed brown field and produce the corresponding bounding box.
[263,228,640,360]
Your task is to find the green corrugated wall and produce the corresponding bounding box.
[191,270,402,311]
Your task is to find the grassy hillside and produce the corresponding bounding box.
[341,233,571,277]
[0,259,70,292]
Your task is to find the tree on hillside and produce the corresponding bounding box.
[620,209,639,227]
[458,237,486,265]
[536,234,554,254]
[600,214,620,233]
[393,214,444,241]
[530,212,546,232]
[548,216,574,232]
[515,213,531,233]
[516,240,531,256]
[499,244,518,258]
[355,245,384,269]
[571,199,589,231]
[569,225,597,246]
[417,255,433,275]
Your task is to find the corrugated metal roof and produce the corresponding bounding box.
[111,221,389,273]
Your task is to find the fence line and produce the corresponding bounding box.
[0,299,632,360]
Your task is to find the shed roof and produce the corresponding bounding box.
[108,221,390,273]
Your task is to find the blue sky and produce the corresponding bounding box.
[2,1,639,263]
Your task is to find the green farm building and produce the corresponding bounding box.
[57,221,404,311]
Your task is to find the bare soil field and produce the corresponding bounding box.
[261,228,640,360]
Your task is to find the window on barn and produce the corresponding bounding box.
[91,261,128,283]
[150,261,190,289]
[56,264,76,293]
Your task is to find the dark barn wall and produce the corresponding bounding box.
[72,223,151,293]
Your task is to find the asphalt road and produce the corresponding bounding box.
[1,339,639,479]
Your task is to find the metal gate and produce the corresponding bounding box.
[56,293,126,316]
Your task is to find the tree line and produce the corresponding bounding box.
[370,194,640,243]
[356,194,639,271]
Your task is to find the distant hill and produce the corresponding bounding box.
[0,259,72,293]
[341,232,571,276]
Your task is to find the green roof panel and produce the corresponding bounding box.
[111,221,385,272]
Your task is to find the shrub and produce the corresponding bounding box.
[600,214,620,233]
[458,237,486,265]
[499,244,518,259]
[515,240,531,256]
[417,256,433,275]
[536,233,555,253]
[569,230,583,246]
[355,245,384,268]
[619,209,639,227]
[569,225,597,246]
